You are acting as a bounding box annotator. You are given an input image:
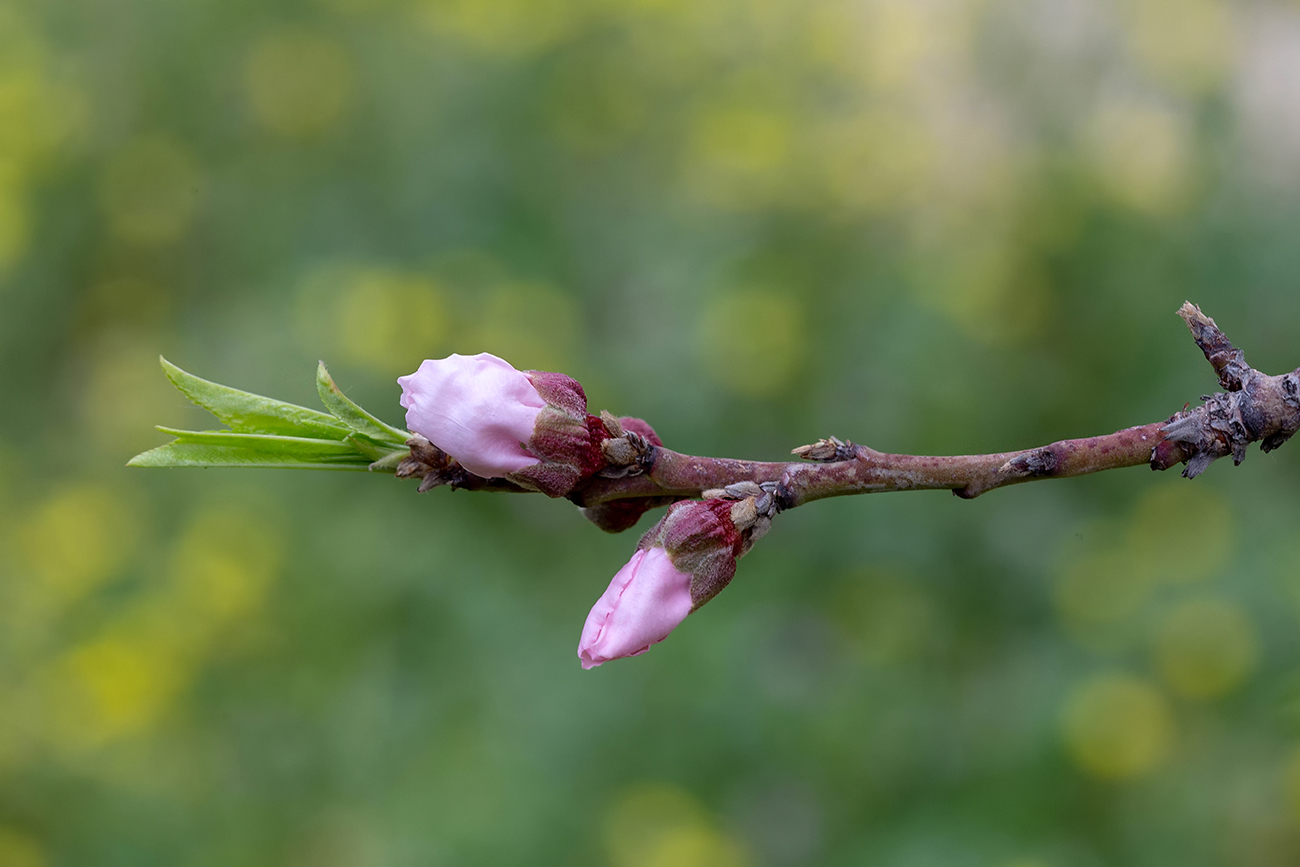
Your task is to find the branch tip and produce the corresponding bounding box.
[1178,300,1250,392]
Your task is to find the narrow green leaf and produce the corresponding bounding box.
[127,441,373,471]
[343,432,408,464]
[153,427,362,456]
[161,357,350,439]
[316,362,410,447]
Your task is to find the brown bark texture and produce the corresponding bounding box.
[401,303,1300,528]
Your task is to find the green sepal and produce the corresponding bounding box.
[365,448,409,471]
[161,356,350,439]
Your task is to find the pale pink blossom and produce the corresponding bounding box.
[578,547,693,669]
[398,353,543,480]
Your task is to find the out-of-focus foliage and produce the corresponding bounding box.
[3,0,1300,863]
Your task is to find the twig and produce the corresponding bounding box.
[132,304,1300,532]
[558,303,1300,515]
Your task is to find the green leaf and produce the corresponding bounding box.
[316,362,410,447]
[132,360,411,473]
[127,442,374,471]
[161,357,350,439]
[152,427,361,453]
[343,433,409,463]
[128,428,376,470]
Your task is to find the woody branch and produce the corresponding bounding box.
[403,303,1300,519]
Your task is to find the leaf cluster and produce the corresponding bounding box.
[127,359,410,471]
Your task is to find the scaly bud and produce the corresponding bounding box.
[398,352,614,497]
[578,490,779,668]
[581,416,666,532]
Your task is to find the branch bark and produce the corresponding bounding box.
[410,303,1300,525]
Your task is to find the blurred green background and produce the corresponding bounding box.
[4,0,1300,864]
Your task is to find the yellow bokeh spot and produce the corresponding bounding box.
[80,333,184,454]
[643,826,750,867]
[297,264,452,373]
[1085,101,1192,215]
[417,0,584,57]
[694,107,790,177]
[1055,546,1154,649]
[1125,482,1233,584]
[1054,486,1235,652]
[245,30,354,138]
[855,0,970,92]
[470,281,579,372]
[36,506,281,751]
[688,105,793,208]
[1154,597,1257,700]
[1121,0,1231,94]
[15,485,138,606]
[0,47,86,275]
[59,635,185,743]
[99,135,202,245]
[0,65,85,167]
[605,783,751,867]
[1061,673,1173,780]
[816,110,934,214]
[0,190,26,268]
[336,270,449,372]
[169,506,282,626]
[698,290,805,397]
[908,234,1050,346]
[0,828,45,867]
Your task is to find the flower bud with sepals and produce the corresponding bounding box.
[577,482,784,667]
[399,352,643,498]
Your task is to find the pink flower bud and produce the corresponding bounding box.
[578,498,753,668]
[578,547,694,669]
[398,353,611,497]
[644,499,745,610]
[398,353,542,479]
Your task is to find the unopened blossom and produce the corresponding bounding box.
[578,497,757,668]
[578,547,694,669]
[398,352,616,497]
[398,353,543,480]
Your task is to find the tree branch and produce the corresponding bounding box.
[136,304,1299,529]
[558,303,1299,516]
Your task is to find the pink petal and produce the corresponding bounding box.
[398,353,543,479]
[578,548,693,669]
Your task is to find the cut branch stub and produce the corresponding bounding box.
[1159,302,1300,478]
[1160,370,1300,477]
[1177,301,1251,392]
